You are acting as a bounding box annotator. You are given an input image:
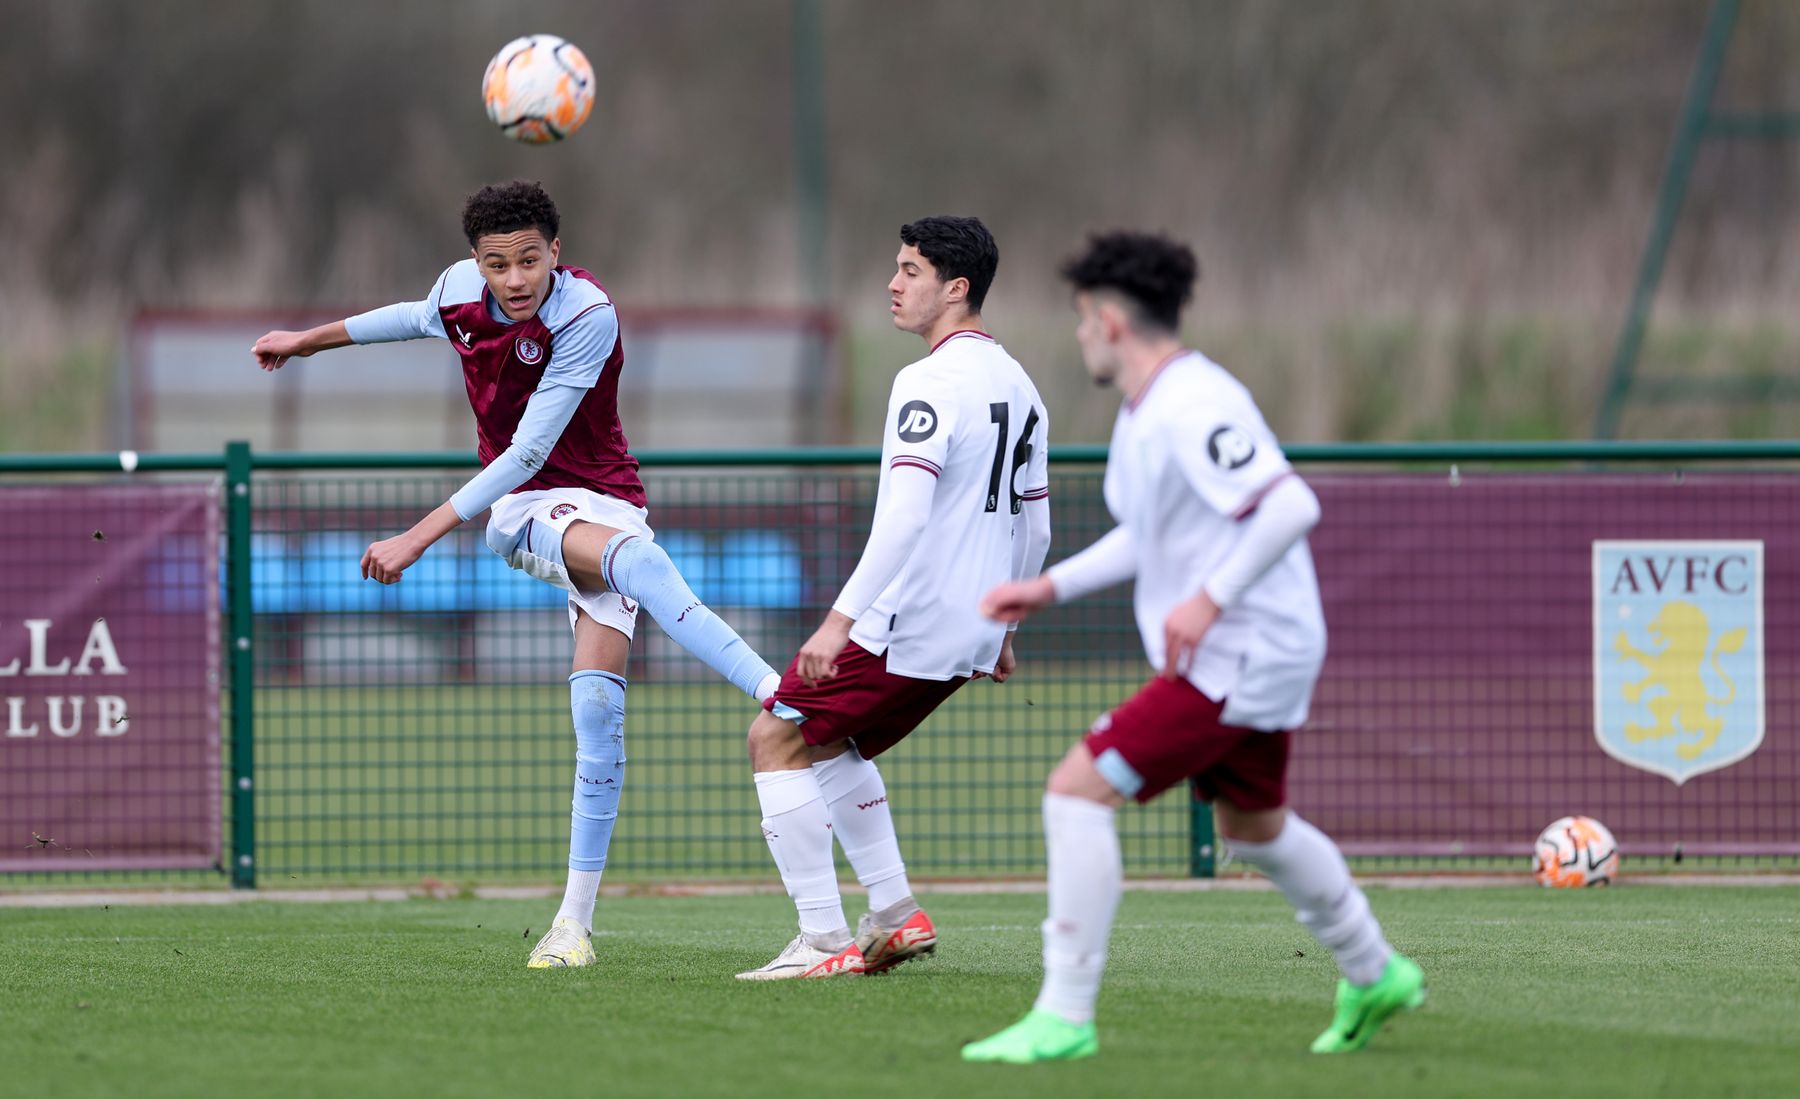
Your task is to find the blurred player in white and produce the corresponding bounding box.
[965,232,1423,1062]
[250,181,778,969]
[735,216,1052,980]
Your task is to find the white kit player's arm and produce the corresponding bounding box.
[1012,495,1053,582]
[829,465,937,620]
[832,366,962,618]
[978,522,1131,627]
[1045,524,1138,601]
[1010,409,1053,593]
[1007,497,1053,632]
[1201,474,1320,607]
[793,367,956,683]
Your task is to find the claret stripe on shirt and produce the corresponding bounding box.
[890,455,943,477]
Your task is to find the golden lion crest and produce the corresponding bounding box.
[1614,600,1746,762]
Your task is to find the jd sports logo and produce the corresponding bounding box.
[1207,425,1256,470]
[896,401,938,442]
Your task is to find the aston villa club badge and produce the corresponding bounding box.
[1592,540,1764,785]
[515,337,545,365]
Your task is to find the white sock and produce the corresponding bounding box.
[755,672,781,704]
[1228,813,1392,986]
[754,769,848,944]
[1033,793,1122,1026]
[554,869,602,932]
[812,751,914,913]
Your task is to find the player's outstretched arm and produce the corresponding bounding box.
[983,523,1138,626]
[979,576,1056,624]
[252,321,353,372]
[362,379,589,586]
[362,502,461,584]
[257,268,450,372]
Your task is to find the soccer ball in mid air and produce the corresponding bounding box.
[482,35,595,144]
[1532,815,1619,887]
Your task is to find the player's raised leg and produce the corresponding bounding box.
[735,711,863,980]
[549,519,779,702]
[529,611,631,969]
[812,748,936,973]
[1218,804,1424,1052]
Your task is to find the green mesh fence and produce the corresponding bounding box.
[6,442,1798,889]
[248,463,1178,884]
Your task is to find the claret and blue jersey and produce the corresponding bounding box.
[344,258,645,510]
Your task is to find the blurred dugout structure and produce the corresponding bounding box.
[123,307,843,452]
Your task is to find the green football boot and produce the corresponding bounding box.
[1310,953,1426,1053]
[961,1008,1099,1064]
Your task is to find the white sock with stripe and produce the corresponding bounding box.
[812,750,914,914]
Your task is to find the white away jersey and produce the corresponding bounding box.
[849,331,1050,679]
[1105,350,1326,730]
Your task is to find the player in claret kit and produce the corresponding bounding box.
[734,216,1052,981]
[250,180,779,970]
[965,231,1423,1063]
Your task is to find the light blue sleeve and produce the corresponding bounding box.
[343,267,452,343]
[447,381,588,520]
[542,305,618,387]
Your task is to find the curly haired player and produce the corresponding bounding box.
[966,231,1424,1063]
[252,180,779,970]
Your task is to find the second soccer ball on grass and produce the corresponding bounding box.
[1533,815,1620,887]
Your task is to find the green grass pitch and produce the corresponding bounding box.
[5,886,1796,1098]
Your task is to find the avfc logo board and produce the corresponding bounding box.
[1592,540,1764,785]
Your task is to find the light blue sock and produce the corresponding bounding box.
[600,532,777,699]
[568,670,627,873]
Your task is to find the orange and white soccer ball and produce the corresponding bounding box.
[482,34,595,144]
[1532,815,1620,887]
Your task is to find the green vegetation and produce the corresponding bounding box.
[0,342,113,452]
[841,316,1800,446]
[3,316,1794,455]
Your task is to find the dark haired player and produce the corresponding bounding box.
[252,181,779,970]
[965,232,1423,1061]
[734,217,1052,980]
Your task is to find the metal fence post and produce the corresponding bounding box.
[1593,0,1740,438]
[225,440,256,888]
[1190,798,1216,878]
